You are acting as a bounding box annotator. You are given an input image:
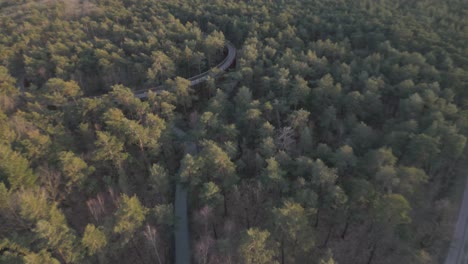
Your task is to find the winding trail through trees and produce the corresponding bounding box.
[445,177,468,264]
[134,40,236,263]
[174,138,197,264]
[82,39,235,263]
[20,34,235,262]
[132,41,236,99]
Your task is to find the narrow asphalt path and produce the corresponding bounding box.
[445,176,468,264]
[175,182,190,264]
[174,141,197,264]
[170,42,235,263]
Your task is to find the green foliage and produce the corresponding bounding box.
[24,249,60,264]
[198,140,238,188]
[153,203,174,226]
[311,159,338,187]
[82,224,107,256]
[18,188,49,221]
[179,154,200,186]
[375,194,412,227]
[94,131,128,165]
[168,77,193,110]
[262,157,288,193]
[239,228,278,264]
[0,182,8,210]
[0,239,29,264]
[0,0,466,262]
[0,66,18,111]
[34,206,81,263]
[200,181,223,207]
[272,201,315,259]
[319,250,336,264]
[42,78,82,105]
[0,145,37,189]
[149,163,170,198]
[114,195,148,237]
[58,151,94,189]
[148,51,176,84]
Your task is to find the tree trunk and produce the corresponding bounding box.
[131,238,146,264]
[315,186,323,228]
[245,207,250,229]
[139,143,150,169]
[275,108,281,128]
[323,224,334,247]
[117,162,129,193]
[281,237,285,264]
[222,188,228,217]
[315,206,321,228]
[212,223,218,240]
[341,213,351,239]
[366,244,377,264]
[183,102,187,115]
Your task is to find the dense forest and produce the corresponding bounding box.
[0,0,467,263]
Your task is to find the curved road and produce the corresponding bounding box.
[445,176,468,264]
[133,41,236,99]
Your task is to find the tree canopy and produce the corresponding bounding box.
[0,0,467,263]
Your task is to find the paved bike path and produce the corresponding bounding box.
[445,176,468,264]
[174,129,197,264]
